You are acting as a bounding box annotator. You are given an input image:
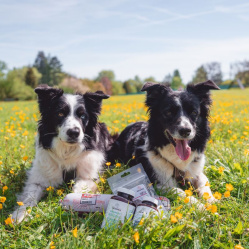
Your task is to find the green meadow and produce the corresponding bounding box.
[0,89,249,248]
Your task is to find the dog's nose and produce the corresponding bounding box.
[67,127,80,139]
[179,128,191,138]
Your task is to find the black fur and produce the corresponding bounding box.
[108,80,220,183]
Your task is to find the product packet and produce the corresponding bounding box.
[107,164,170,214]
[60,193,112,213]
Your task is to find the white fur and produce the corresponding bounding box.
[12,135,105,223]
[58,95,84,143]
[146,143,215,207]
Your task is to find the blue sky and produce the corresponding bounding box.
[1,0,249,83]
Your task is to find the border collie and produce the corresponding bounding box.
[12,85,113,222]
[108,80,220,206]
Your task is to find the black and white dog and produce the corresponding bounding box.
[108,80,220,205]
[12,85,113,222]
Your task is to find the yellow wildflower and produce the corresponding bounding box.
[9,169,14,174]
[23,156,28,161]
[175,212,183,220]
[5,216,14,225]
[50,241,56,249]
[20,144,25,149]
[218,166,225,174]
[105,162,111,166]
[115,163,121,167]
[138,218,144,226]
[46,186,54,191]
[100,177,106,183]
[72,227,77,238]
[176,205,183,210]
[224,191,230,198]
[170,215,178,223]
[0,196,6,203]
[244,149,249,156]
[185,190,193,197]
[57,189,64,196]
[132,155,135,159]
[184,197,190,203]
[205,181,210,187]
[213,192,222,200]
[0,161,2,165]
[211,205,217,213]
[226,183,234,191]
[203,192,211,200]
[133,231,139,243]
[17,202,24,206]
[234,244,244,249]
[0,203,2,209]
[3,186,8,194]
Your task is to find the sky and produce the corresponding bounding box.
[1,0,249,83]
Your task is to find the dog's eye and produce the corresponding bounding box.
[165,111,172,116]
[191,110,198,116]
[58,113,64,117]
[81,114,87,120]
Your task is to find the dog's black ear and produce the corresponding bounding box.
[35,85,63,113]
[35,84,64,100]
[187,80,220,95]
[141,82,171,107]
[84,91,109,118]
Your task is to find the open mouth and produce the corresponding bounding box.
[165,131,191,161]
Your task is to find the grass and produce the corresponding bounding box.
[0,89,249,248]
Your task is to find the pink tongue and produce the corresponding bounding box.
[175,140,191,161]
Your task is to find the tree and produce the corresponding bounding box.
[33,51,63,85]
[144,76,156,83]
[112,81,125,95]
[0,61,7,79]
[162,74,172,85]
[230,60,249,87]
[192,66,208,83]
[123,80,137,94]
[204,62,223,85]
[173,69,181,78]
[100,76,112,95]
[171,76,184,90]
[25,67,37,88]
[134,75,143,92]
[96,70,115,82]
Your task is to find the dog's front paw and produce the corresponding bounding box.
[12,208,28,224]
[73,179,98,193]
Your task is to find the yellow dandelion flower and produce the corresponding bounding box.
[132,155,135,159]
[211,205,217,213]
[0,161,2,165]
[244,149,249,156]
[175,212,183,220]
[5,216,14,225]
[20,144,25,149]
[205,203,212,210]
[105,162,111,166]
[46,186,54,191]
[234,244,245,249]
[23,156,28,161]
[0,196,6,203]
[50,241,56,249]
[115,163,121,167]
[138,218,144,226]
[203,192,211,200]
[0,203,2,210]
[226,183,234,191]
[17,202,24,206]
[100,177,106,183]
[3,186,8,194]
[218,166,225,174]
[170,215,178,223]
[176,205,183,210]
[205,181,210,187]
[185,190,193,197]
[224,191,230,198]
[72,227,77,238]
[57,189,64,196]
[133,231,139,243]
[213,192,222,200]
[9,169,14,174]
[4,136,9,140]
[184,197,190,203]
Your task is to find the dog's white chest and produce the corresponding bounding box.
[158,144,198,172]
